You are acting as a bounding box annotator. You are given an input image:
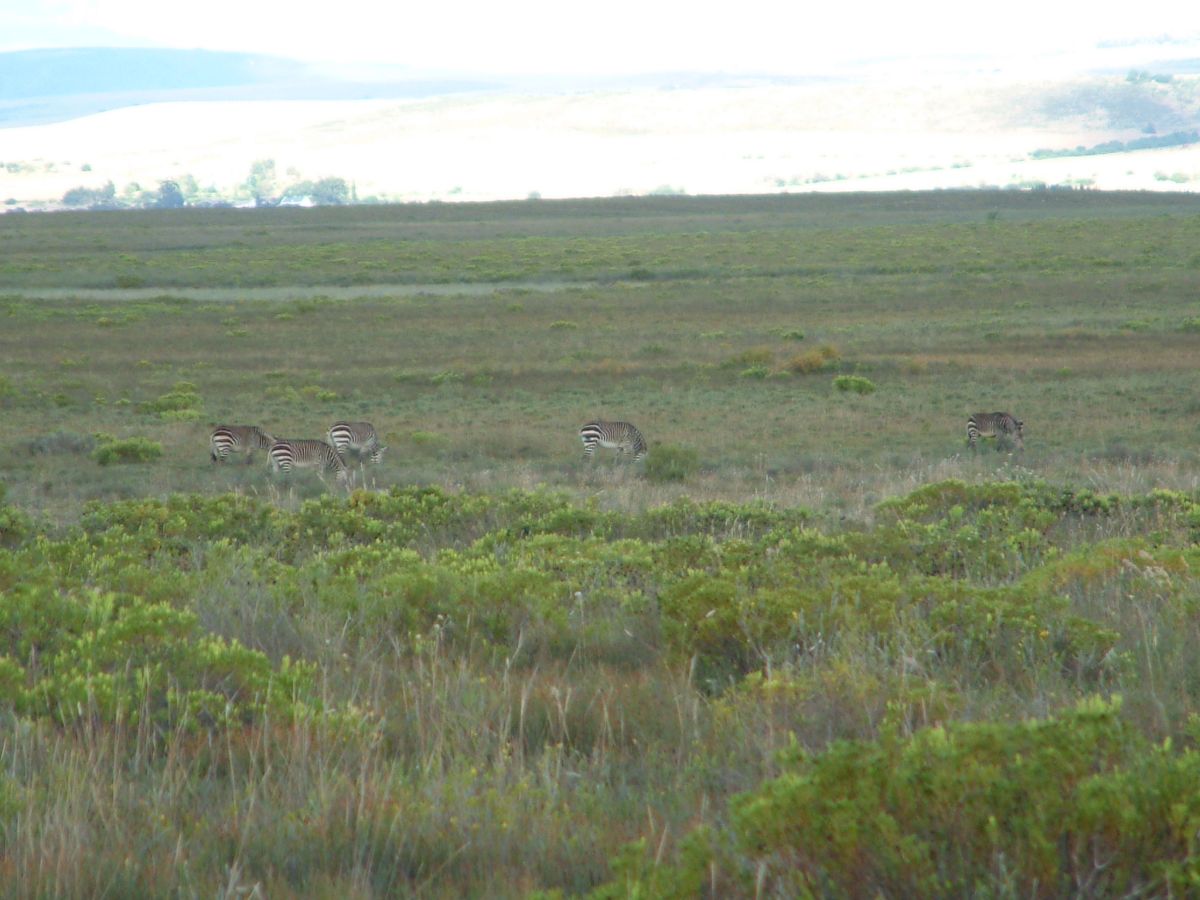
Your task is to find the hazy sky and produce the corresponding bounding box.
[0,0,1194,76]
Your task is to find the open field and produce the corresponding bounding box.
[3,191,1200,895]
[3,191,1200,519]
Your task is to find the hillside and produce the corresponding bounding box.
[1,48,1199,206]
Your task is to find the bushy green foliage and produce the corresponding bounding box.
[0,484,32,548]
[91,435,164,465]
[1,478,1200,894]
[602,698,1200,897]
[138,380,202,418]
[0,579,314,727]
[735,697,1200,896]
[833,374,877,394]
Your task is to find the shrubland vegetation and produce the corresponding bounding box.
[1,190,1200,895]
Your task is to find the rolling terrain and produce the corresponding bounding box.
[2,47,1200,207]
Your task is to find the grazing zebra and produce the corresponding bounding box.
[579,420,648,462]
[210,425,274,464]
[327,421,386,464]
[268,439,350,485]
[966,412,1025,451]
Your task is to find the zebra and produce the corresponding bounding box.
[327,421,386,464]
[579,420,648,462]
[966,412,1024,451]
[210,425,274,464]
[267,438,350,485]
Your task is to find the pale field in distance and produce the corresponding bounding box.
[3,74,1199,206]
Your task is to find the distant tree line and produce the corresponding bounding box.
[1030,130,1199,160]
[59,159,356,210]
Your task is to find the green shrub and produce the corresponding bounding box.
[729,697,1200,897]
[833,374,876,394]
[139,381,202,418]
[594,698,1200,898]
[300,385,338,402]
[92,436,164,465]
[643,444,699,483]
[0,485,32,548]
[0,580,315,728]
[159,408,203,422]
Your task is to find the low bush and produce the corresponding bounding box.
[92,436,164,466]
[597,698,1200,898]
[833,374,877,394]
[643,444,700,483]
[786,343,840,374]
[139,381,202,418]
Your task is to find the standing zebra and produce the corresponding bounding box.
[268,438,350,486]
[210,425,274,464]
[327,421,386,464]
[966,412,1025,451]
[579,420,648,462]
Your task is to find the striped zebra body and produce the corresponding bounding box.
[268,439,350,485]
[966,412,1024,451]
[579,420,648,462]
[327,421,386,464]
[210,425,274,463]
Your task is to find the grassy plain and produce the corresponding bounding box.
[2,191,1200,896]
[3,191,1200,520]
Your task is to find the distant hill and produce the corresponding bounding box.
[0,48,494,127]
[0,47,311,99]
[3,43,1199,208]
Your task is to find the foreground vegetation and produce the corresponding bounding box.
[2,190,1200,895]
[2,480,1200,895]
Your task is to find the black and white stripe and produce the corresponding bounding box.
[327,421,386,464]
[268,438,350,484]
[966,412,1024,451]
[210,425,274,463]
[579,420,648,461]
